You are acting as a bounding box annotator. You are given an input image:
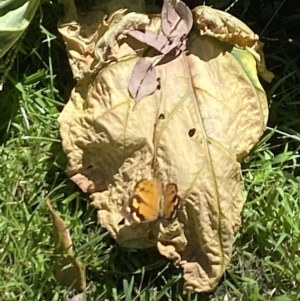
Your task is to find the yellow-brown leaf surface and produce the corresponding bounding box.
[57,0,271,293]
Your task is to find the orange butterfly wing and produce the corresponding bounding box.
[163,183,181,219]
[127,179,161,222]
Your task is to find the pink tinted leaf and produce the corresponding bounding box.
[162,0,193,38]
[129,29,180,55]
[127,0,193,105]
[128,30,169,52]
[128,58,157,102]
[175,1,193,36]
[128,1,193,56]
[161,0,180,36]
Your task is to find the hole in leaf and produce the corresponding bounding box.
[188,128,196,137]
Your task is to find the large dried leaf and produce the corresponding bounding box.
[57,0,271,293]
[47,199,86,292]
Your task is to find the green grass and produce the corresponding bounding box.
[1,0,300,300]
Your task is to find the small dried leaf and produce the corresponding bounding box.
[46,198,73,255]
[54,256,86,292]
[128,58,157,102]
[47,199,86,292]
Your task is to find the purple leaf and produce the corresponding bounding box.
[128,30,169,52]
[127,0,193,104]
[174,1,193,37]
[128,58,157,102]
[128,0,193,57]
[129,30,179,55]
[161,0,179,37]
[161,0,193,39]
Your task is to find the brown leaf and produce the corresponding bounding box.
[54,256,86,292]
[46,199,86,292]
[46,198,73,254]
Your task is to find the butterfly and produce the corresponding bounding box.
[123,179,181,223]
